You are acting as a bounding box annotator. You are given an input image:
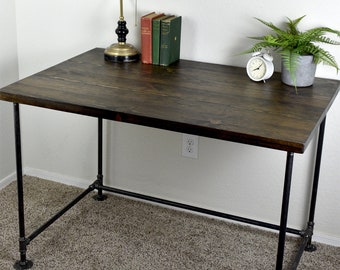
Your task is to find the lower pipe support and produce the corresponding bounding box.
[303,222,317,252]
[91,179,108,201]
[92,193,108,201]
[14,260,33,270]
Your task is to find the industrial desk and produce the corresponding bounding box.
[1,48,339,269]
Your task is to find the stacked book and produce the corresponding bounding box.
[141,12,182,66]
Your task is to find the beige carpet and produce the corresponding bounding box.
[0,176,339,269]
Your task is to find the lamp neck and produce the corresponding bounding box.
[119,0,124,20]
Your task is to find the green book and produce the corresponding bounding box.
[152,15,172,65]
[160,16,182,66]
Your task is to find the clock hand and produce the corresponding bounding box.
[253,63,263,71]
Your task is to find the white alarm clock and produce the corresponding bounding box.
[246,52,274,82]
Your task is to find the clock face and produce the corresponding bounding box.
[247,57,267,81]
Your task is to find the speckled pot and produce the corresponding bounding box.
[281,55,317,87]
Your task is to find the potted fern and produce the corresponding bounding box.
[244,15,340,88]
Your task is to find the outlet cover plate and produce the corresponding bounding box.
[182,134,199,159]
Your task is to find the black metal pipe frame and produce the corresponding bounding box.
[93,118,107,201]
[12,103,97,269]
[289,117,326,269]
[13,103,33,270]
[306,117,326,251]
[93,180,301,235]
[12,104,325,269]
[276,152,294,270]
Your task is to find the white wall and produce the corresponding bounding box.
[2,0,339,245]
[15,0,109,185]
[0,0,18,186]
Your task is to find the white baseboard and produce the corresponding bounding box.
[23,167,92,189]
[0,172,16,190]
[313,233,340,247]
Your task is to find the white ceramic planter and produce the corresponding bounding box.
[281,55,317,87]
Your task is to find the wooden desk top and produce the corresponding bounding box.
[1,48,339,153]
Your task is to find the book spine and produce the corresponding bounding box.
[141,13,165,64]
[160,21,171,66]
[160,16,181,66]
[152,18,162,65]
[141,16,154,64]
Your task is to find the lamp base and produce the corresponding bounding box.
[104,42,140,63]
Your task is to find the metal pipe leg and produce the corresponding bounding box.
[276,152,294,270]
[93,117,107,201]
[305,117,326,252]
[13,103,33,269]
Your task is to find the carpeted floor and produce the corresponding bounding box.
[0,176,339,269]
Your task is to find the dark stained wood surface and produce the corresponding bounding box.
[1,48,339,153]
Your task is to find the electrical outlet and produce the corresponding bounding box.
[182,134,199,159]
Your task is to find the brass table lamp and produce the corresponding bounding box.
[104,0,140,62]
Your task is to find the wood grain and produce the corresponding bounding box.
[1,48,339,153]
